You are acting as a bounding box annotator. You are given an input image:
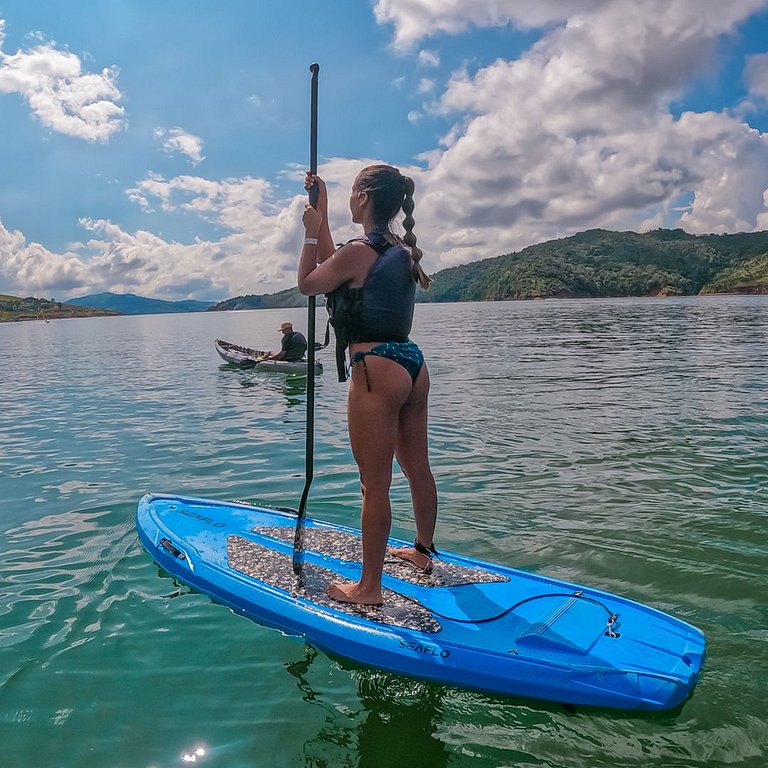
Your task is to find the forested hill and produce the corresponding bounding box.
[67,292,213,314]
[422,229,768,302]
[208,286,323,311]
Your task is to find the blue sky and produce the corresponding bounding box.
[2,1,768,301]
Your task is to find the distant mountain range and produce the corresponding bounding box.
[67,292,215,315]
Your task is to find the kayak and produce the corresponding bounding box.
[136,493,706,710]
[215,338,323,375]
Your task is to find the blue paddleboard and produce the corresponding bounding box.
[136,493,705,710]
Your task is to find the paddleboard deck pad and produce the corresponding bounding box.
[228,536,441,632]
[136,493,706,710]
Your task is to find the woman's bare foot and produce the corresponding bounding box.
[327,580,383,606]
[388,546,433,573]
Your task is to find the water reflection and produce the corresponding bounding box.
[286,646,451,768]
[353,670,449,768]
[239,372,308,407]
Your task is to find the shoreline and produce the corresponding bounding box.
[0,309,120,323]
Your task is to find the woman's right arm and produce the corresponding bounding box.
[298,172,377,296]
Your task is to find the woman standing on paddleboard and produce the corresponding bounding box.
[298,165,437,606]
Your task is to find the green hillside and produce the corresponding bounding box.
[700,252,768,294]
[422,229,768,302]
[0,296,119,322]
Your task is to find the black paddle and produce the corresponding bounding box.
[293,62,320,576]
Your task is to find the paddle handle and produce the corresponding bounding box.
[293,62,320,576]
[308,62,320,206]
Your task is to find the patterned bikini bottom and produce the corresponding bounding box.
[350,340,425,390]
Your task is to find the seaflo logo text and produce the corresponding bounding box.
[175,508,227,528]
[398,639,450,659]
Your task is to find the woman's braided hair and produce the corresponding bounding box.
[356,164,432,289]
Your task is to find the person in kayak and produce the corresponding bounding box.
[264,321,307,362]
[298,164,438,606]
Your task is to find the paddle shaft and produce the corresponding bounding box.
[293,62,320,575]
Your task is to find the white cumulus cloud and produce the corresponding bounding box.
[0,18,125,142]
[0,218,90,294]
[154,126,205,165]
[745,52,768,99]
[375,0,610,49]
[418,49,440,67]
[0,158,427,301]
[386,0,768,267]
[417,77,435,94]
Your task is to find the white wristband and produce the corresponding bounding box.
[304,237,318,245]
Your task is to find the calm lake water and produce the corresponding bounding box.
[1,297,767,768]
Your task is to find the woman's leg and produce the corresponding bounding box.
[327,355,413,605]
[390,365,438,571]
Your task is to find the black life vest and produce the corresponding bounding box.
[326,231,416,381]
